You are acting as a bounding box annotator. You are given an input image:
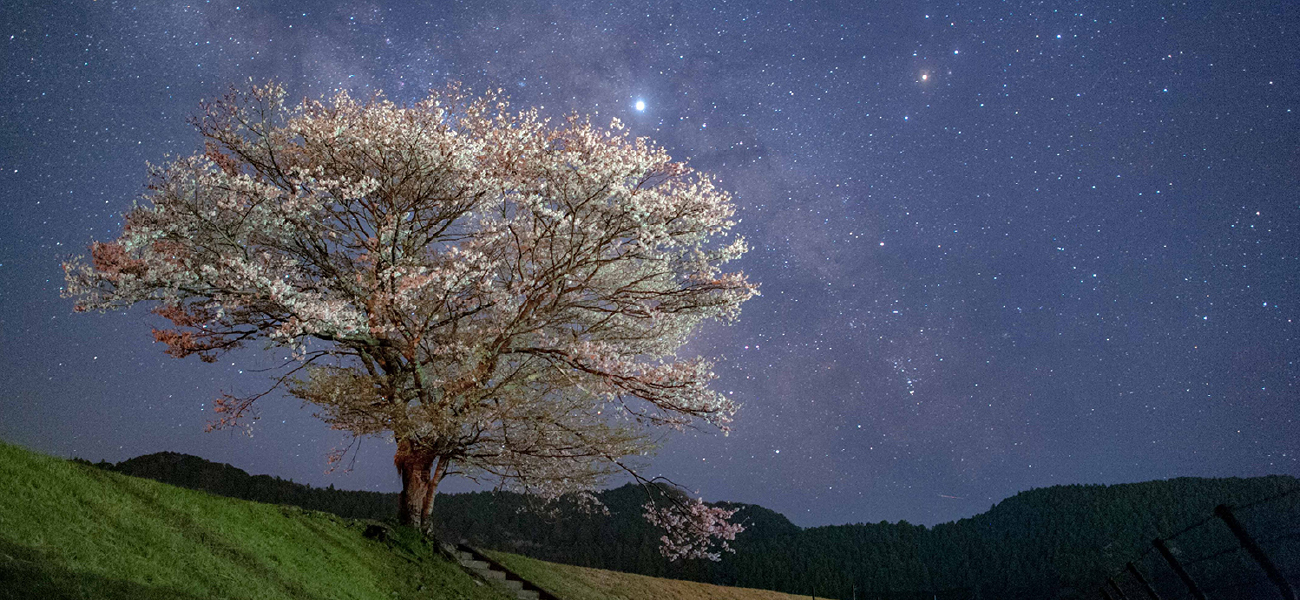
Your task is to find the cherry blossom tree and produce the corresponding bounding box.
[64,81,756,558]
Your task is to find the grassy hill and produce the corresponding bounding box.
[67,448,1300,599]
[0,441,844,600]
[0,441,512,600]
[482,550,813,600]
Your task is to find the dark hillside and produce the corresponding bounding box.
[103,451,398,521]
[439,476,1300,599]
[94,452,1300,599]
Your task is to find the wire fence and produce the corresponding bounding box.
[1098,485,1300,600]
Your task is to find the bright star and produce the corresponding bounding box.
[635,100,646,111]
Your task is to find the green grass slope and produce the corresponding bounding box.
[482,550,812,600]
[0,442,511,600]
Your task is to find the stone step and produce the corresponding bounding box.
[478,568,506,580]
[453,544,549,600]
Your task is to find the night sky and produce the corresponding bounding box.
[2,0,1298,528]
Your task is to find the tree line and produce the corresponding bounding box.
[87,452,1299,600]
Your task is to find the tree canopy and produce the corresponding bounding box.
[65,81,756,557]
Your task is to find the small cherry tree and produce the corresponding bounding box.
[65,82,755,559]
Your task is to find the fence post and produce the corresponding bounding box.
[1108,577,1130,600]
[1214,504,1296,600]
[1126,562,1163,600]
[1153,537,1208,600]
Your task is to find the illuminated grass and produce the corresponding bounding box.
[0,441,510,600]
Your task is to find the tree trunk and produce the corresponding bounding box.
[394,438,438,533]
[420,457,450,528]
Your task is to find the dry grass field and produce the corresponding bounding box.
[484,550,812,600]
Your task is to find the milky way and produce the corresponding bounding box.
[1,0,1297,527]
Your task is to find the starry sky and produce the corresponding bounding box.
[2,0,1298,528]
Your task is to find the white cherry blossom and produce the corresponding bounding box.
[65,81,756,557]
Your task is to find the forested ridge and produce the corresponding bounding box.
[93,452,1300,599]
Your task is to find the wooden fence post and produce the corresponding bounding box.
[1214,504,1296,600]
[1108,577,1130,599]
[1153,537,1208,600]
[1126,561,1163,600]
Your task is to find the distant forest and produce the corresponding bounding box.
[88,452,1300,600]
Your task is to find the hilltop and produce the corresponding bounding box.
[0,443,508,600]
